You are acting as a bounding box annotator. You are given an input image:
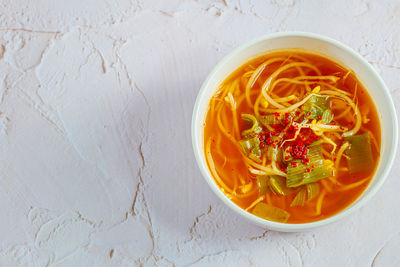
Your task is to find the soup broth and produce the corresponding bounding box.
[203,49,380,224]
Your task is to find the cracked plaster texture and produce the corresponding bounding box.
[0,0,399,266]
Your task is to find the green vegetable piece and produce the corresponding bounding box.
[258,114,283,125]
[252,203,290,223]
[241,114,263,138]
[320,109,333,124]
[269,175,298,196]
[239,137,261,157]
[306,183,320,201]
[258,112,294,126]
[307,144,323,161]
[286,145,334,187]
[302,95,330,120]
[256,175,271,194]
[290,188,306,207]
[345,133,374,174]
[308,139,323,147]
[266,136,281,161]
[287,160,333,187]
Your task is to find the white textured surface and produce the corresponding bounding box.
[0,0,399,266]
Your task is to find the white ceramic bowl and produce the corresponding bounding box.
[192,32,398,232]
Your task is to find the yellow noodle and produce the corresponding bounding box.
[245,57,286,107]
[319,90,362,137]
[338,177,370,191]
[244,157,286,176]
[205,139,233,194]
[335,142,350,172]
[245,195,265,211]
[315,190,326,215]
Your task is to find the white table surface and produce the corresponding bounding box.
[0,0,399,266]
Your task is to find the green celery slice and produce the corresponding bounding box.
[320,109,333,124]
[256,175,271,194]
[258,114,284,125]
[286,145,334,187]
[269,175,298,196]
[266,136,281,161]
[241,114,263,138]
[258,112,294,126]
[239,137,261,157]
[308,139,323,147]
[307,144,324,161]
[252,203,290,223]
[287,160,333,187]
[290,188,306,207]
[345,133,374,174]
[302,95,330,120]
[306,183,320,201]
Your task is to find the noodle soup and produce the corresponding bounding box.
[203,49,380,224]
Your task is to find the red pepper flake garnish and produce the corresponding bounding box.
[284,155,291,160]
[259,142,265,149]
[291,161,298,167]
[311,165,315,169]
[340,126,344,130]
[306,168,311,172]
[317,115,322,121]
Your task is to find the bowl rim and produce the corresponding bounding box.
[191,31,398,231]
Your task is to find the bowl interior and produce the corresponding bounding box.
[192,32,398,231]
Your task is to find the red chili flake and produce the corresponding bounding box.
[291,161,298,167]
[258,132,266,141]
[284,113,290,118]
[272,144,276,149]
[274,112,280,117]
[311,165,315,169]
[284,155,291,160]
[306,168,311,172]
[340,127,344,130]
[259,142,265,149]
[317,115,322,121]
[211,139,215,143]
[281,166,287,173]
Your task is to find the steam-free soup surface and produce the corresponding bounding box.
[204,49,380,223]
